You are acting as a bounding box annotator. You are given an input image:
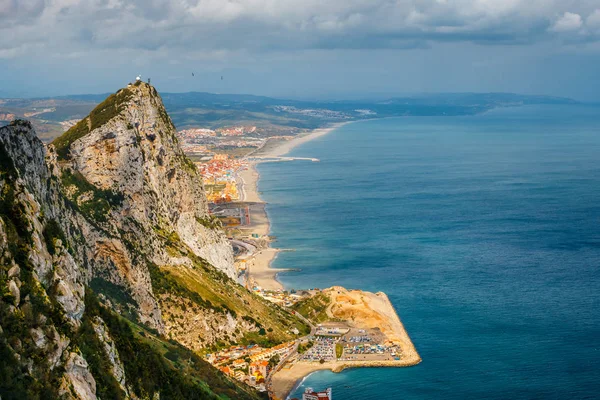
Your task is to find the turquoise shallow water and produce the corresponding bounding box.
[257,105,600,399]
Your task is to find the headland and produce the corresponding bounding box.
[269,287,421,399]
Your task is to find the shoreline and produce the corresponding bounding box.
[252,121,350,159]
[234,120,421,400]
[277,358,423,400]
[271,288,422,399]
[237,122,349,291]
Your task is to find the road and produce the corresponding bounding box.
[266,312,316,399]
[230,238,256,256]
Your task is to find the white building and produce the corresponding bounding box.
[303,387,332,400]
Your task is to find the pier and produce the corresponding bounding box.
[247,156,320,163]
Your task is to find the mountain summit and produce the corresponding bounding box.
[52,81,235,279]
[0,83,308,399]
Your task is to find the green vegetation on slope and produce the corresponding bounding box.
[0,149,71,399]
[151,248,310,350]
[79,290,266,400]
[148,262,235,316]
[42,219,67,256]
[196,215,222,230]
[291,292,332,324]
[52,88,134,160]
[74,307,126,400]
[60,169,123,223]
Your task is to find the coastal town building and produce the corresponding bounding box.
[249,342,294,362]
[232,359,248,370]
[193,154,247,203]
[217,125,257,136]
[302,387,332,400]
[249,360,269,378]
[234,370,245,380]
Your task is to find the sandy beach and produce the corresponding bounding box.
[237,122,348,291]
[236,162,284,290]
[271,287,422,399]
[272,357,422,400]
[255,122,349,158]
[233,122,422,400]
[246,248,283,290]
[237,166,262,203]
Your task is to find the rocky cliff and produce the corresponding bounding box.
[0,83,308,399]
[56,81,235,276]
[49,82,238,333]
[0,120,92,399]
[0,120,265,399]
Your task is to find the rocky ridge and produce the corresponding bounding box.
[51,82,235,333]
[0,82,307,399]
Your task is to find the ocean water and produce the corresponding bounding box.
[256,105,600,400]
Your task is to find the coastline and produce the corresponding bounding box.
[253,121,350,158]
[271,288,422,400]
[274,358,422,400]
[238,122,349,291]
[235,120,421,400]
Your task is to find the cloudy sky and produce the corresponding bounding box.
[1,0,600,100]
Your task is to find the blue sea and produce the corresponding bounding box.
[256,105,600,400]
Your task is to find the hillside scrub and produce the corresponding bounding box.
[52,88,134,160]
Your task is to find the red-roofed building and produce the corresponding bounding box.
[249,360,269,378]
[302,387,332,400]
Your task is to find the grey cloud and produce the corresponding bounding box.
[2,0,600,102]
[550,12,583,32]
[0,0,45,22]
[2,0,600,57]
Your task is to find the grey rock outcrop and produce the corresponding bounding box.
[62,352,97,399]
[66,82,234,279]
[92,316,132,398]
[0,121,96,399]
[0,83,261,400]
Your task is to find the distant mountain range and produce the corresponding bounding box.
[1,91,580,142]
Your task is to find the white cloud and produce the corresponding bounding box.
[550,12,583,32]
[586,9,600,32]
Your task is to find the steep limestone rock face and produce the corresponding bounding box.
[0,121,96,399]
[61,352,97,399]
[0,121,86,325]
[48,84,309,351]
[1,84,309,399]
[1,120,265,400]
[91,316,131,397]
[45,82,234,332]
[63,82,234,279]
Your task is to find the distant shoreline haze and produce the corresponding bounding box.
[0,90,582,143]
